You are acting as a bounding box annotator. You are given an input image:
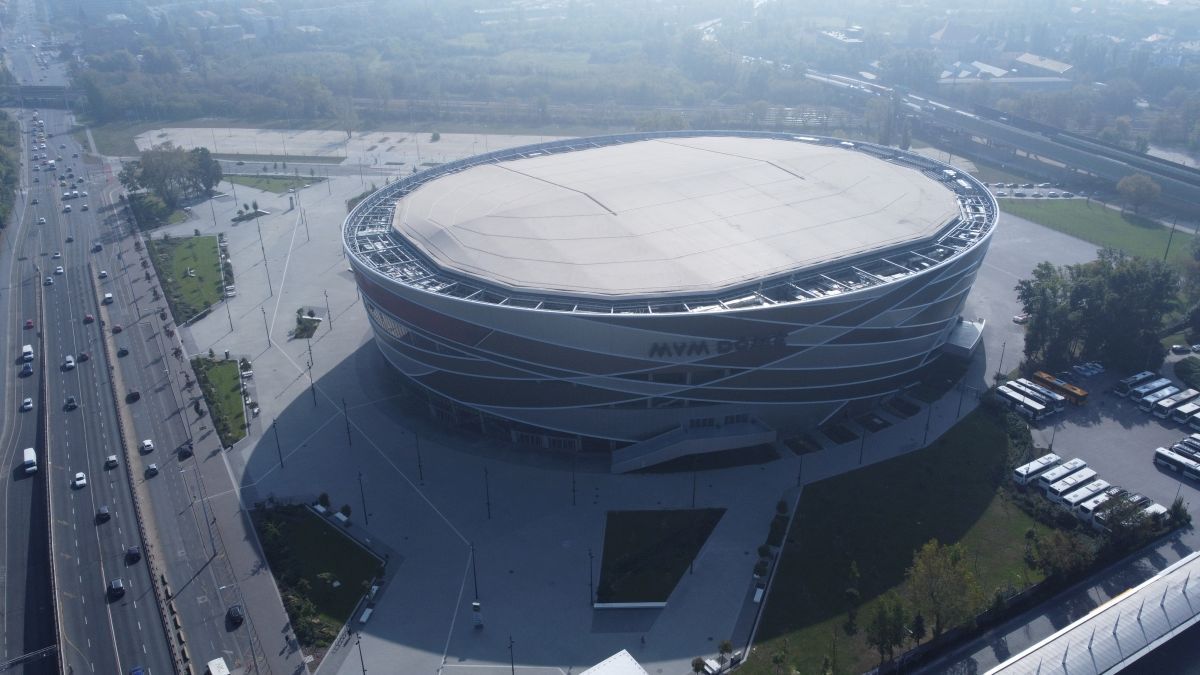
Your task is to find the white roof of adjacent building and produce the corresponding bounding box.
[392,136,960,299]
[580,650,649,675]
[1015,52,1074,75]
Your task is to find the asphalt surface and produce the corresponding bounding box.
[0,116,54,674]
[33,108,173,674]
[92,181,268,671]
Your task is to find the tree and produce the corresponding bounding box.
[690,657,706,673]
[190,146,223,194]
[1102,496,1154,550]
[904,539,983,637]
[1035,530,1095,578]
[1016,249,1178,373]
[718,640,733,663]
[1117,173,1161,213]
[1169,495,1192,527]
[911,613,926,646]
[865,603,892,664]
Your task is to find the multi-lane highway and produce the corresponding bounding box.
[0,121,55,674]
[34,108,174,674]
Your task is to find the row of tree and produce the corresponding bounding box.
[1015,248,1178,374]
[118,143,223,210]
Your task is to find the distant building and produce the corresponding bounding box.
[929,20,980,49]
[1013,52,1074,77]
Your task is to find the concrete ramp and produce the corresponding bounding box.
[610,420,777,473]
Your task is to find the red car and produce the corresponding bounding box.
[24,319,33,329]
[112,325,123,334]
[83,314,94,324]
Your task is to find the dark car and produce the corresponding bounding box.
[65,235,74,242]
[111,325,122,334]
[117,346,129,357]
[96,505,111,523]
[125,390,140,403]
[226,604,245,626]
[125,546,141,563]
[107,578,125,600]
[178,441,194,459]
[64,396,77,410]
[19,363,33,377]
[77,352,90,362]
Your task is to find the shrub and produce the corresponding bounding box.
[340,504,352,517]
[318,492,330,508]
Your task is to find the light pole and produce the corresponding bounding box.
[508,635,516,675]
[471,542,480,600]
[357,470,369,526]
[324,289,333,328]
[255,215,273,297]
[272,419,284,468]
[415,432,424,484]
[261,307,269,348]
[355,634,367,675]
[224,293,233,332]
[587,547,594,604]
[484,467,492,520]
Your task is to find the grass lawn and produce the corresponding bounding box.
[147,235,223,321]
[190,358,247,447]
[597,509,724,603]
[252,505,384,659]
[225,173,325,194]
[999,199,1194,267]
[741,409,1050,675]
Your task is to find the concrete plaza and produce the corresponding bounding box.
[146,124,1195,674]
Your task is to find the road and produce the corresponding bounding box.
[34,107,174,674]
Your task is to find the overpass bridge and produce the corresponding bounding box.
[0,84,81,107]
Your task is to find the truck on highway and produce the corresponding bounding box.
[22,448,36,475]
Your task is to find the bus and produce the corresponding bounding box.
[1139,386,1180,412]
[1153,446,1200,481]
[1172,401,1200,424]
[1062,479,1111,510]
[1078,487,1125,521]
[1154,389,1200,418]
[1037,458,1088,489]
[1116,371,1158,397]
[1013,453,1061,486]
[1017,379,1067,411]
[1047,468,1099,502]
[995,386,1047,421]
[1031,371,1089,405]
[1128,377,1172,402]
[1005,381,1056,412]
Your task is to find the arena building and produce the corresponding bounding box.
[344,132,996,471]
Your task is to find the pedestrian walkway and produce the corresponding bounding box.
[988,551,1200,674]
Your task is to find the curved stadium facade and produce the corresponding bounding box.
[344,132,996,468]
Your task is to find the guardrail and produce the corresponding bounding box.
[90,260,183,674]
[36,263,66,675]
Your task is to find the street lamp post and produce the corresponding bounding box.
[587,547,594,604]
[324,289,333,328]
[415,432,424,484]
[471,542,480,600]
[484,466,492,520]
[272,419,284,468]
[355,634,367,675]
[261,307,269,348]
[357,470,369,526]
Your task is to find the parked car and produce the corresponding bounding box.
[1012,313,1030,324]
[1172,344,1191,354]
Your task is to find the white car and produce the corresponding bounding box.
[52,251,61,258]
[146,463,159,477]
[105,455,119,468]
[37,217,45,224]
[54,266,63,275]
[20,397,32,411]
[73,472,87,488]
[141,439,154,453]
[98,270,108,279]
[64,355,75,369]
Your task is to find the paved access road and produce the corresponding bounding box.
[34,107,173,675]
[92,181,269,673]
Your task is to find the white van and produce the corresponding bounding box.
[22,448,37,475]
[21,344,33,362]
